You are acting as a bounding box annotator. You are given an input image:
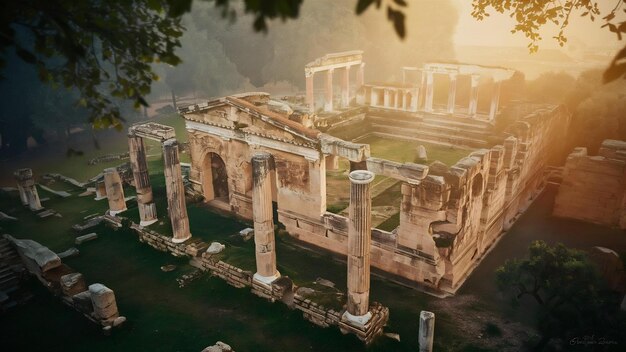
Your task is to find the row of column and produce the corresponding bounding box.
[103,134,191,243]
[305,63,365,113]
[421,71,501,120]
[250,152,375,325]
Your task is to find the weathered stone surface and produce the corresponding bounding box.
[89,283,119,321]
[589,246,626,293]
[6,235,61,273]
[103,168,127,215]
[201,341,234,352]
[61,273,87,297]
[57,247,79,259]
[206,242,225,254]
[75,233,98,245]
[72,290,93,314]
[113,316,127,327]
[161,264,177,272]
[419,311,435,352]
[14,168,42,211]
[0,211,17,221]
[553,142,626,229]
[163,138,192,243]
[252,152,280,284]
[239,228,254,241]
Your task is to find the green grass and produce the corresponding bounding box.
[377,212,400,232]
[362,135,472,166]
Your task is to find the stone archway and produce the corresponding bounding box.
[202,152,229,202]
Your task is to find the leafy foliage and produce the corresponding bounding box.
[471,0,626,83]
[496,241,626,349]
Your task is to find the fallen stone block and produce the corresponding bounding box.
[72,290,93,314]
[239,228,254,241]
[206,242,225,255]
[61,273,87,297]
[202,341,234,352]
[89,283,119,321]
[5,235,61,273]
[75,233,98,245]
[0,211,17,221]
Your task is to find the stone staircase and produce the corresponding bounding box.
[367,110,494,148]
[0,236,29,311]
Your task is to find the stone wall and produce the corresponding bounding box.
[278,105,571,294]
[553,140,626,229]
[100,215,388,344]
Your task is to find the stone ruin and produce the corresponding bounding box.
[176,53,571,294]
[3,234,125,330]
[553,139,626,229]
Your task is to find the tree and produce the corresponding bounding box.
[471,0,626,83]
[496,241,626,350]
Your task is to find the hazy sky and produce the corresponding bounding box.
[453,0,623,49]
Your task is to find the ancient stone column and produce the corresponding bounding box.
[343,170,375,326]
[14,168,42,211]
[419,311,435,352]
[370,88,378,107]
[103,168,127,216]
[162,139,191,243]
[341,66,350,108]
[447,73,457,114]
[128,135,158,226]
[383,89,390,108]
[489,80,502,121]
[424,71,434,112]
[356,63,365,88]
[305,72,315,113]
[251,152,280,285]
[468,74,480,117]
[324,69,334,112]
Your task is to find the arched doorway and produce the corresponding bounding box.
[202,152,229,202]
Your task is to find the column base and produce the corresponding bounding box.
[140,219,158,227]
[109,208,127,216]
[341,311,372,329]
[253,271,281,287]
[172,234,192,244]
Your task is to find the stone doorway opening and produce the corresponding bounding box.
[203,152,229,203]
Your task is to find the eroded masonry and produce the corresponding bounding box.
[177,51,572,294]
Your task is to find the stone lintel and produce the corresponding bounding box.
[129,122,176,142]
[366,157,428,182]
[320,134,370,162]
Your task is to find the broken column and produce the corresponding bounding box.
[419,311,435,352]
[162,138,192,243]
[14,168,42,211]
[424,71,434,112]
[468,74,480,116]
[343,170,374,326]
[103,168,127,216]
[89,283,119,323]
[341,65,350,108]
[305,72,315,113]
[447,73,457,114]
[251,152,280,285]
[324,69,334,112]
[128,134,158,226]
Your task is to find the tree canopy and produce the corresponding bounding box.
[496,241,626,350]
[471,0,626,83]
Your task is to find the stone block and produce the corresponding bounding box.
[61,273,87,297]
[75,233,98,245]
[89,283,119,321]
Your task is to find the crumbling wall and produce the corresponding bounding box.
[553,140,626,229]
